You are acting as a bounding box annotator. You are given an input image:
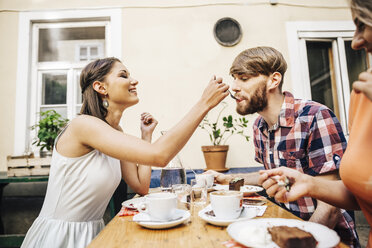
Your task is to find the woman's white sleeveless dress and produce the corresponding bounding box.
[21,137,121,247]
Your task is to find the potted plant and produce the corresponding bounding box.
[199,102,249,171]
[31,110,68,157]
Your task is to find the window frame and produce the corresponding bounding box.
[286,21,371,134]
[14,9,122,155]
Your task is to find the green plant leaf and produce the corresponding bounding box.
[31,110,68,152]
[197,102,250,145]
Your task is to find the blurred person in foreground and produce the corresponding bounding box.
[21,57,229,248]
[259,0,372,247]
[206,46,359,247]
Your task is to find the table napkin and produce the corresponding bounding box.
[118,206,139,217]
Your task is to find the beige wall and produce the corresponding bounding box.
[0,13,18,172]
[0,0,352,171]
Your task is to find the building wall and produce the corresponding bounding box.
[0,0,352,171]
[0,12,18,172]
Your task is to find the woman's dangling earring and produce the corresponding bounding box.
[103,95,109,109]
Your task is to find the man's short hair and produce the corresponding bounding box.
[230,46,287,91]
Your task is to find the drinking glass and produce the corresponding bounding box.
[172,184,192,210]
[160,167,186,192]
[190,178,208,206]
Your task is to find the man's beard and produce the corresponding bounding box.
[236,83,268,115]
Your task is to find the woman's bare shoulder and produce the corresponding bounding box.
[70,115,107,129]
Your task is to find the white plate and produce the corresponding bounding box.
[227,218,340,248]
[240,185,264,196]
[212,184,229,191]
[132,209,190,229]
[212,184,264,195]
[121,197,145,210]
[198,205,257,227]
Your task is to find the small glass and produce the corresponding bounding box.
[172,184,192,210]
[190,178,208,206]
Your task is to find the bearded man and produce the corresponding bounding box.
[207,47,360,247]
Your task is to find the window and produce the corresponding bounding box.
[77,44,104,61]
[287,22,371,134]
[33,22,107,120]
[305,39,367,129]
[14,9,122,155]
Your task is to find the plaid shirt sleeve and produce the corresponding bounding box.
[306,108,347,175]
[253,118,263,164]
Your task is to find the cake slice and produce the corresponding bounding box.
[267,226,317,248]
[229,177,244,191]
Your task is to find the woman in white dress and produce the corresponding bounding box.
[21,57,229,248]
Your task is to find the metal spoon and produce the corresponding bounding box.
[228,90,237,100]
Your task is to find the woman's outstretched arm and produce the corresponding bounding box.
[73,76,229,167]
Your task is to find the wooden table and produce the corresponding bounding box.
[88,190,348,248]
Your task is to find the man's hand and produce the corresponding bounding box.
[204,170,232,184]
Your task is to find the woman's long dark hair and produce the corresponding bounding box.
[79,57,121,122]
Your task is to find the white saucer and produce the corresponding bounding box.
[198,205,257,227]
[212,184,264,196]
[212,184,229,191]
[132,209,190,229]
[122,197,145,210]
[240,185,264,196]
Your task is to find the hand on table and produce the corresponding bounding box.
[258,167,312,203]
[203,170,231,184]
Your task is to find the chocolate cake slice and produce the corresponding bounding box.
[229,177,244,191]
[268,226,317,248]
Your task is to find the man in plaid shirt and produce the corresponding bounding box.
[208,46,359,247]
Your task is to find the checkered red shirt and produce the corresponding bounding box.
[253,91,359,247]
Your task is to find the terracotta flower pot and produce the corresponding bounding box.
[201,145,229,172]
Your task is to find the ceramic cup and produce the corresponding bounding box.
[139,192,177,221]
[210,190,243,220]
[195,174,214,188]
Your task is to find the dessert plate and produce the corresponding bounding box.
[198,204,257,227]
[121,197,145,210]
[240,185,264,196]
[132,209,190,229]
[212,184,229,191]
[212,184,264,196]
[227,218,340,248]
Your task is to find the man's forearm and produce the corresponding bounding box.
[309,200,341,229]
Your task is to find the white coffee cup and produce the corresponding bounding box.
[139,192,177,221]
[196,174,214,188]
[210,191,243,220]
